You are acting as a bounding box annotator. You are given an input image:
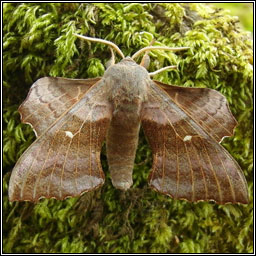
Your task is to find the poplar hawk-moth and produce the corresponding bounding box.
[8,34,248,204]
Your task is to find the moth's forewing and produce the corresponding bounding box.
[19,77,101,136]
[154,81,238,142]
[9,77,111,202]
[141,81,248,204]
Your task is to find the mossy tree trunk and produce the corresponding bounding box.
[3,3,253,253]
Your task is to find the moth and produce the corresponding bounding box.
[9,33,248,204]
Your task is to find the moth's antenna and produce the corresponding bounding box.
[149,66,177,77]
[73,33,125,59]
[132,46,190,60]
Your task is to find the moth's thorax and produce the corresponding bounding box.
[104,58,150,105]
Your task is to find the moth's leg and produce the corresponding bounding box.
[105,47,115,69]
[140,39,155,69]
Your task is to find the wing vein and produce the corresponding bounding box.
[200,138,223,203]
[184,141,195,201]
[33,133,58,199]
[162,127,166,191]
[175,135,179,198]
[223,150,248,200]
[60,135,74,199]
[96,125,104,179]
[212,146,236,202]
[89,112,92,178]
[191,141,208,200]
[20,138,47,199]
[47,131,64,198]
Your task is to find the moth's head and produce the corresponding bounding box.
[104,57,150,82]
[119,57,137,65]
[122,57,135,62]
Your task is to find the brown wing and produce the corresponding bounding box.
[141,81,248,204]
[9,79,112,201]
[19,77,101,136]
[154,81,237,142]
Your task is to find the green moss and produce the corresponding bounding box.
[211,3,253,32]
[3,3,253,253]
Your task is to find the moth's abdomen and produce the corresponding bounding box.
[106,105,141,190]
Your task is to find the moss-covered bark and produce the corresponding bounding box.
[3,3,253,253]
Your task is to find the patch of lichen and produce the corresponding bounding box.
[3,3,253,253]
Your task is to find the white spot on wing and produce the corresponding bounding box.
[65,131,74,139]
[183,135,192,142]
